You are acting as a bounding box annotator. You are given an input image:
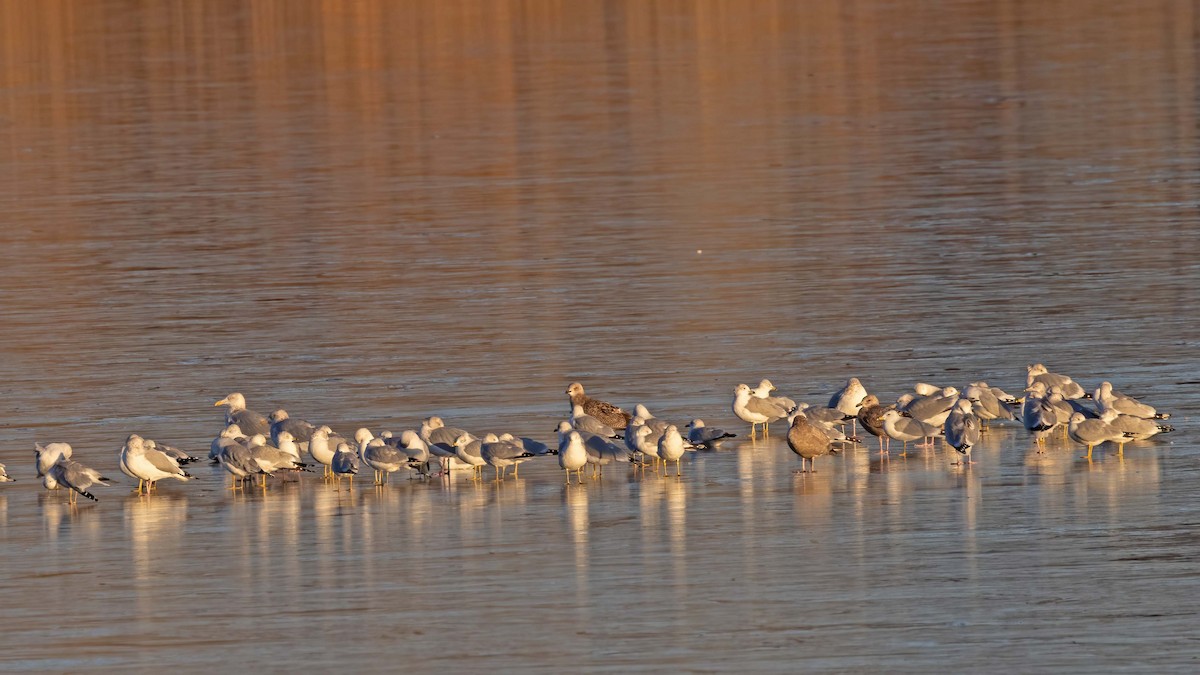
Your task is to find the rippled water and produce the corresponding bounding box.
[1,1,1198,671]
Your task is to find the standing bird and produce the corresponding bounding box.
[944,399,981,465]
[120,434,192,494]
[658,425,687,476]
[481,434,536,481]
[829,377,869,435]
[330,443,360,489]
[856,395,890,453]
[880,409,935,454]
[361,437,408,485]
[787,414,834,473]
[1022,385,1060,449]
[45,457,112,504]
[1067,412,1128,459]
[217,437,262,490]
[571,405,622,439]
[732,383,789,437]
[1099,409,1174,449]
[566,382,632,430]
[559,431,589,484]
[686,419,736,449]
[308,426,346,478]
[214,392,271,437]
[751,379,798,413]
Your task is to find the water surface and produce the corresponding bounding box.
[0,1,1198,671]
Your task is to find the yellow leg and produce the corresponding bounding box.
[1086,443,1093,459]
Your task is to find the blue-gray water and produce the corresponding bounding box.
[0,1,1198,671]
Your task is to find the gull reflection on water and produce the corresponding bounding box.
[564,486,589,601]
[124,493,189,612]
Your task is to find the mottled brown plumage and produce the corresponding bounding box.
[787,414,833,472]
[856,395,892,452]
[566,382,631,430]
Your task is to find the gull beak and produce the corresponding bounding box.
[214,398,228,406]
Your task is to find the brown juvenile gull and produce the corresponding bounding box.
[787,413,834,473]
[856,395,891,453]
[566,382,632,430]
[214,392,271,437]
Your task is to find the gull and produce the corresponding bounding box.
[572,405,622,439]
[217,437,263,490]
[210,424,248,462]
[829,377,869,417]
[330,443,360,489]
[880,409,938,454]
[1026,364,1088,400]
[733,383,789,437]
[248,434,308,486]
[140,439,199,465]
[1021,387,1060,448]
[751,379,798,413]
[1099,409,1174,447]
[35,442,73,481]
[120,434,191,494]
[685,419,736,449]
[830,377,870,436]
[901,387,959,428]
[421,416,475,474]
[559,431,589,484]
[1095,382,1169,419]
[633,404,670,434]
[361,436,408,485]
[963,384,1014,428]
[971,381,1022,406]
[629,423,662,468]
[269,409,316,449]
[913,382,945,396]
[45,457,112,504]
[508,434,552,456]
[658,425,686,476]
[789,409,856,447]
[308,426,347,478]
[0,464,14,482]
[275,431,303,462]
[794,403,854,428]
[945,399,981,465]
[856,395,891,453]
[214,393,271,436]
[566,382,632,429]
[787,413,834,473]
[481,434,536,480]
[452,433,487,480]
[1067,412,1128,458]
[392,430,436,477]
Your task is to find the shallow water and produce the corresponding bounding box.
[1,0,1198,671]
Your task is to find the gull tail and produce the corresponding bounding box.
[1154,412,1171,420]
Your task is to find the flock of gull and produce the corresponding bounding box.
[4,365,1175,503]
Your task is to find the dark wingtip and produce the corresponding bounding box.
[81,490,98,502]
